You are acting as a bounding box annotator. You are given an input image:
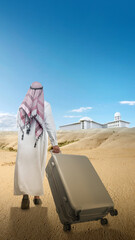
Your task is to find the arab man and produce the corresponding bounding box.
[14,81,60,209]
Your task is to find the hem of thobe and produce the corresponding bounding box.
[14,191,44,196]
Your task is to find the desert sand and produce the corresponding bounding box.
[0,128,135,240]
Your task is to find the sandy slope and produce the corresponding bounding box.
[0,128,135,240]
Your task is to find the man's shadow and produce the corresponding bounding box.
[6,206,52,240]
[6,207,132,240]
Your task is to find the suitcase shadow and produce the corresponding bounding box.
[65,227,131,240]
[6,207,53,240]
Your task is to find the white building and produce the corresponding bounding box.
[59,112,130,130]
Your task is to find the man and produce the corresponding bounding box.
[14,81,60,209]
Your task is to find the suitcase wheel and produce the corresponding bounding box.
[100,218,108,225]
[63,223,71,232]
[110,209,118,216]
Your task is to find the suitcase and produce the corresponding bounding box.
[45,150,118,232]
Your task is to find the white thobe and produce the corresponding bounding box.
[14,100,58,196]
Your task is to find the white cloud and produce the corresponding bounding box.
[70,107,92,113]
[120,101,135,106]
[64,115,82,118]
[0,112,17,131]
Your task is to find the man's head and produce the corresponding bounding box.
[19,81,44,147]
[30,81,43,89]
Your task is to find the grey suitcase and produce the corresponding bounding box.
[45,150,118,232]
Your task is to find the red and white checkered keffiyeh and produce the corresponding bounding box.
[19,82,44,147]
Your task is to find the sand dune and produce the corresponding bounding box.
[1,127,135,152]
[0,128,135,240]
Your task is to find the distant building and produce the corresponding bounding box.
[59,112,130,130]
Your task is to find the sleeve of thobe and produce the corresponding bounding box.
[16,110,20,128]
[44,102,58,146]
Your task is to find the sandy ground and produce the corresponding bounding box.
[0,128,135,240]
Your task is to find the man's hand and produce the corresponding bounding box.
[52,145,61,153]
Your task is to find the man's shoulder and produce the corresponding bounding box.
[44,100,51,107]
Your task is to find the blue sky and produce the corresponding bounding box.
[0,0,135,130]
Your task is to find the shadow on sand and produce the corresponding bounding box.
[6,206,51,240]
[5,207,131,240]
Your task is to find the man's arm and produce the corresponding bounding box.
[44,102,60,153]
[16,110,20,128]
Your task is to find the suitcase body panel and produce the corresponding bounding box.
[45,152,114,225]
